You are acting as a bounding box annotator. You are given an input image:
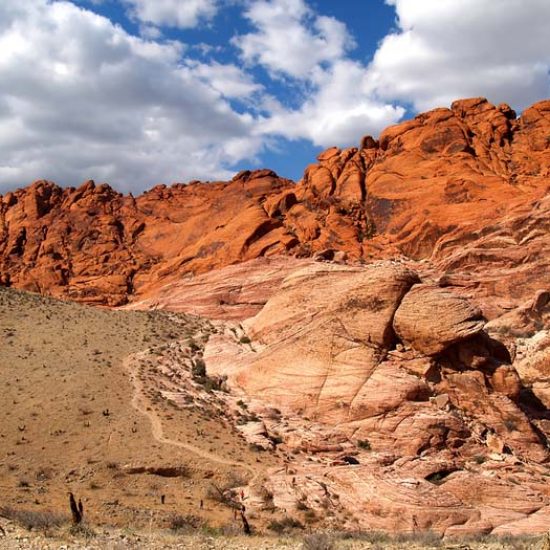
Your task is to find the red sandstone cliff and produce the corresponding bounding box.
[1,98,550,536]
[0,97,549,307]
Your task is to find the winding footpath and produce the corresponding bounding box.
[124,353,258,481]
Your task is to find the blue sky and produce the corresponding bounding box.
[0,0,549,192]
[73,0,398,181]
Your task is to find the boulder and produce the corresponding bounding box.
[393,284,485,355]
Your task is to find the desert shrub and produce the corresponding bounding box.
[260,486,274,502]
[224,470,248,489]
[504,418,518,432]
[357,439,371,450]
[239,336,251,344]
[336,530,390,543]
[267,516,304,533]
[218,523,241,536]
[206,485,233,506]
[187,339,200,352]
[464,533,540,550]
[35,468,53,481]
[394,530,442,547]
[69,524,96,539]
[169,513,203,532]
[191,358,206,378]
[0,506,66,531]
[338,530,440,546]
[302,533,336,550]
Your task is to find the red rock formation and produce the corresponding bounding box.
[1,97,549,309]
[0,171,297,305]
[1,97,549,536]
[203,260,550,534]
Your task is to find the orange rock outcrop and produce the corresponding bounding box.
[1,98,549,311]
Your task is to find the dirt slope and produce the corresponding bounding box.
[0,286,275,529]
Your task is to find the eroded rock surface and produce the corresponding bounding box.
[1,98,549,310]
[203,261,550,535]
[123,257,312,321]
[393,284,485,355]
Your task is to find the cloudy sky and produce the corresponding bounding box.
[0,0,549,193]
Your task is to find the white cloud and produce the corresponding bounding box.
[234,0,354,79]
[186,60,262,99]
[0,0,262,193]
[262,59,404,146]
[242,0,550,149]
[368,0,550,111]
[138,23,163,40]
[234,0,402,147]
[123,0,218,29]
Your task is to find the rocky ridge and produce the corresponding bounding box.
[0,98,548,312]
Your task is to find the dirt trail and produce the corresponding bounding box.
[125,353,258,481]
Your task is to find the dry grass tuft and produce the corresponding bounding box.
[0,506,67,531]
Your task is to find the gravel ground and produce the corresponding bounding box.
[1,520,549,550]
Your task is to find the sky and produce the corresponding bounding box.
[0,0,549,193]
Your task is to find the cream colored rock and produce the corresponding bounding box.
[124,257,312,321]
[393,284,485,355]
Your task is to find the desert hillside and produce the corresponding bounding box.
[0,286,280,531]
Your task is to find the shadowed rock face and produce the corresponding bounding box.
[0,98,549,310]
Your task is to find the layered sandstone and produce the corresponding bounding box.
[202,261,550,535]
[0,98,549,310]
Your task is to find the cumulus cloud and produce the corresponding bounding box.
[262,60,404,147]
[123,0,218,29]
[186,60,263,99]
[1,0,549,194]
[369,0,550,111]
[234,0,402,147]
[0,0,261,193]
[241,0,550,148]
[234,0,354,79]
